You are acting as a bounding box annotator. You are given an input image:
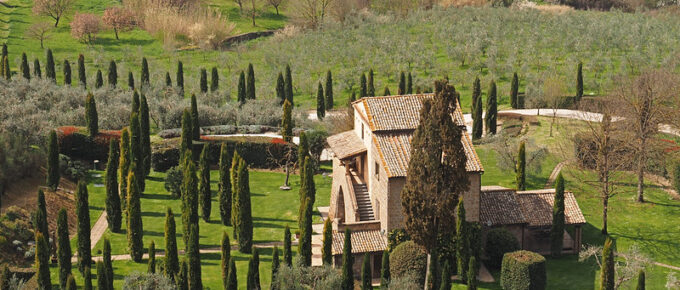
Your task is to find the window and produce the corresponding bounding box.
[361,123,364,140]
[375,162,380,180]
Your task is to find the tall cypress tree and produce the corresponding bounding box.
[367,69,375,97]
[636,270,645,290]
[298,197,313,267]
[467,256,478,290]
[140,94,151,176]
[427,251,441,290]
[180,109,193,164]
[456,197,469,282]
[234,159,253,253]
[95,69,103,88]
[271,247,280,290]
[108,60,117,88]
[322,218,332,265]
[187,223,202,290]
[601,237,615,290]
[177,260,188,290]
[361,253,372,290]
[381,250,390,288]
[128,71,134,89]
[471,77,481,114]
[102,238,113,290]
[141,57,149,87]
[485,80,497,135]
[550,173,566,257]
[190,94,200,141]
[360,73,367,99]
[511,72,519,109]
[211,67,219,92]
[76,181,91,273]
[283,225,292,266]
[177,61,184,93]
[33,58,41,78]
[129,112,144,192]
[237,71,246,104]
[516,141,526,191]
[316,82,325,120]
[281,100,293,143]
[325,70,333,109]
[199,146,211,222]
[85,93,98,137]
[35,232,51,290]
[20,53,29,80]
[221,231,231,288]
[165,208,179,280]
[284,64,293,105]
[119,128,131,208]
[383,85,390,96]
[78,54,86,88]
[57,209,72,290]
[47,130,60,191]
[65,275,76,290]
[276,72,285,104]
[298,132,309,170]
[440,261,451,290]
[576,62,583,102]
[35,190,48,252]
[165,72,172,87]
[218,144,232,226]
[407,72,413,94]
[246,63,255,100]
[398,71,406,94]
[2,55,9,80]
[105,140,121,232]
[341,229,354,290]
[63,59,71,85]
[199,68,208,93]
[96,262,107,290]
[148,241,156,273]
[127,166,144,262]
[46,49,55,81]
[182,158,199,251]
[226,259,237,290]
[247,248,260,290]
[472,91,483,140]
[83,266,92,290]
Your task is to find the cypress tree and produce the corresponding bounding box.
[63,59,71,85]
[108,60,117,88]
[177,61,184,93]
[298,197,313,267]
[427,251,441,290]
[636,270,645,290]
[182,158,199,251]
[381,250,390,288]
[76,181,91,273]
[221,231,231,288]
[129,112,144,192]
[65,275,76,290]
[361,253,371,290]
[226,259,237,290]
[397,71,405,95]
[128,71,134,89]
[467,256,477,290]
[253,247,260,288]
[341,228,354,290]
[190,94,200,141]
[511,72,519,109]
[316,82,325,120]
[276,72,285,104]
[325,70,333,109]
[359,73,367,99]
[96,261,107,290]
[485,80,497,135]
[2,56,9,80]
[298,132,309,169]
[234,159,253,253]
[20,53,29,80]
[211,67,219,92]
[247,249,260,290]
[57,209,72,290]
[218,144,232,226]
[472,91,483,140]
[47,130,60,191]
[165,208,179,280]
[440,261,451,290]
[281,99,293,143]
[33,58,41,78]
[0,265,9,290]
[35,190,48,247]
[78,54,86,88]
[177,260,188,290]
[46,49,55,81]
[407,72,413,94]
[383,85,390,96]
[516,141,526,190]
[127,166,144,262]
[246,63,255,100]
[95,69,103,88]
[102,238,113,290]
[180,109,193,164]
[140,94,151,176]
[35,232,51,290]
[85,93,98,137]
[601,237,615,290]
[271,247,280,289]
[187,223,202,290]
[83,267,92,290]
[283,225,292,266]
[298,157,315,227]
[284,65,293,105]
[551,173,566,257]
[237,71,246,104]
[200,68,208,93]
[576,62,583,102]
[165,72,172,87]
[367,69,375,97]
[141,57,149,86]
[199,146,211,222]
[119,128,131,207]
[322,218,332,265]
[148,240,156,273]
[106,141,121,232]
[471,77,481,114]
[456,197,469,282]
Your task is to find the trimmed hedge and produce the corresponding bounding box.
[500,251,546,290]
[151,137,297,172]
[158,125,305,139]
[389,241,427,287]
[486,228,520,269]
[57,126,120,161]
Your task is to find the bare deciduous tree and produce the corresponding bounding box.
[102,7,136,40]
[488,133,547,175]
[542,74,567,137]
[290,0,333,28]
[234,0,245,12]
[267,0,285,15]
[579,244,650,289]
[25,22,53,49]
[71,13,101,44]
[32,0,75,27]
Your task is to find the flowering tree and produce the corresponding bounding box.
[102,7,135,40]
[71,13,101,44]
[32,0,75,27]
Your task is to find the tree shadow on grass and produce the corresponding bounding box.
[253,222,285,229]
[253,216,295,223]
[143,193,175,200]
[142,230,165,238]
[141,211,167,218]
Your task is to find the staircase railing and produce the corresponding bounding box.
[345,171,360,223]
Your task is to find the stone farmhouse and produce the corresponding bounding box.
[325,94,586,278]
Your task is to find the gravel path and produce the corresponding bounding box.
[89,212,108,250]
[545,161,567,189]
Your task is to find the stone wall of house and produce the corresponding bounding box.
[330,157,354,223]
[465,173,482,222]
[386,177,406,231]
[369,140,391,230]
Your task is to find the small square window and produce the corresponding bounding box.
[375,162,380,180]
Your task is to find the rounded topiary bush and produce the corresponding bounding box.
[486,227,520,268]
[500,250,546,290]
[389,240,427,286]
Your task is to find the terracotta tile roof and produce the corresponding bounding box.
[516,190,587,227]
[332,230,387,255]
[327,130,367,160]
[480,188,527,226]
[372,129,484,177]
[358,94,465,131]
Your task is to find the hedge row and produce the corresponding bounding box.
[57,126,120,161]
[158,125,305,139]
[500,250,546,290]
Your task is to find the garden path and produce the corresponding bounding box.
[89,212,108,250]
[545,161,567,189]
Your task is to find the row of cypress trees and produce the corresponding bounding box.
[471,77,499,139]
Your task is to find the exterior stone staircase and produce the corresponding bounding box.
[353,183,375,221]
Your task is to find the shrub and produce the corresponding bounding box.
[164,166,183,197]
[274,264,342,289]
[500,251,546,290]
[485,228,520,269]
[59,154,89,181]
[389,241,427,286]
[122,272,176,290]
[387,229,410,252]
